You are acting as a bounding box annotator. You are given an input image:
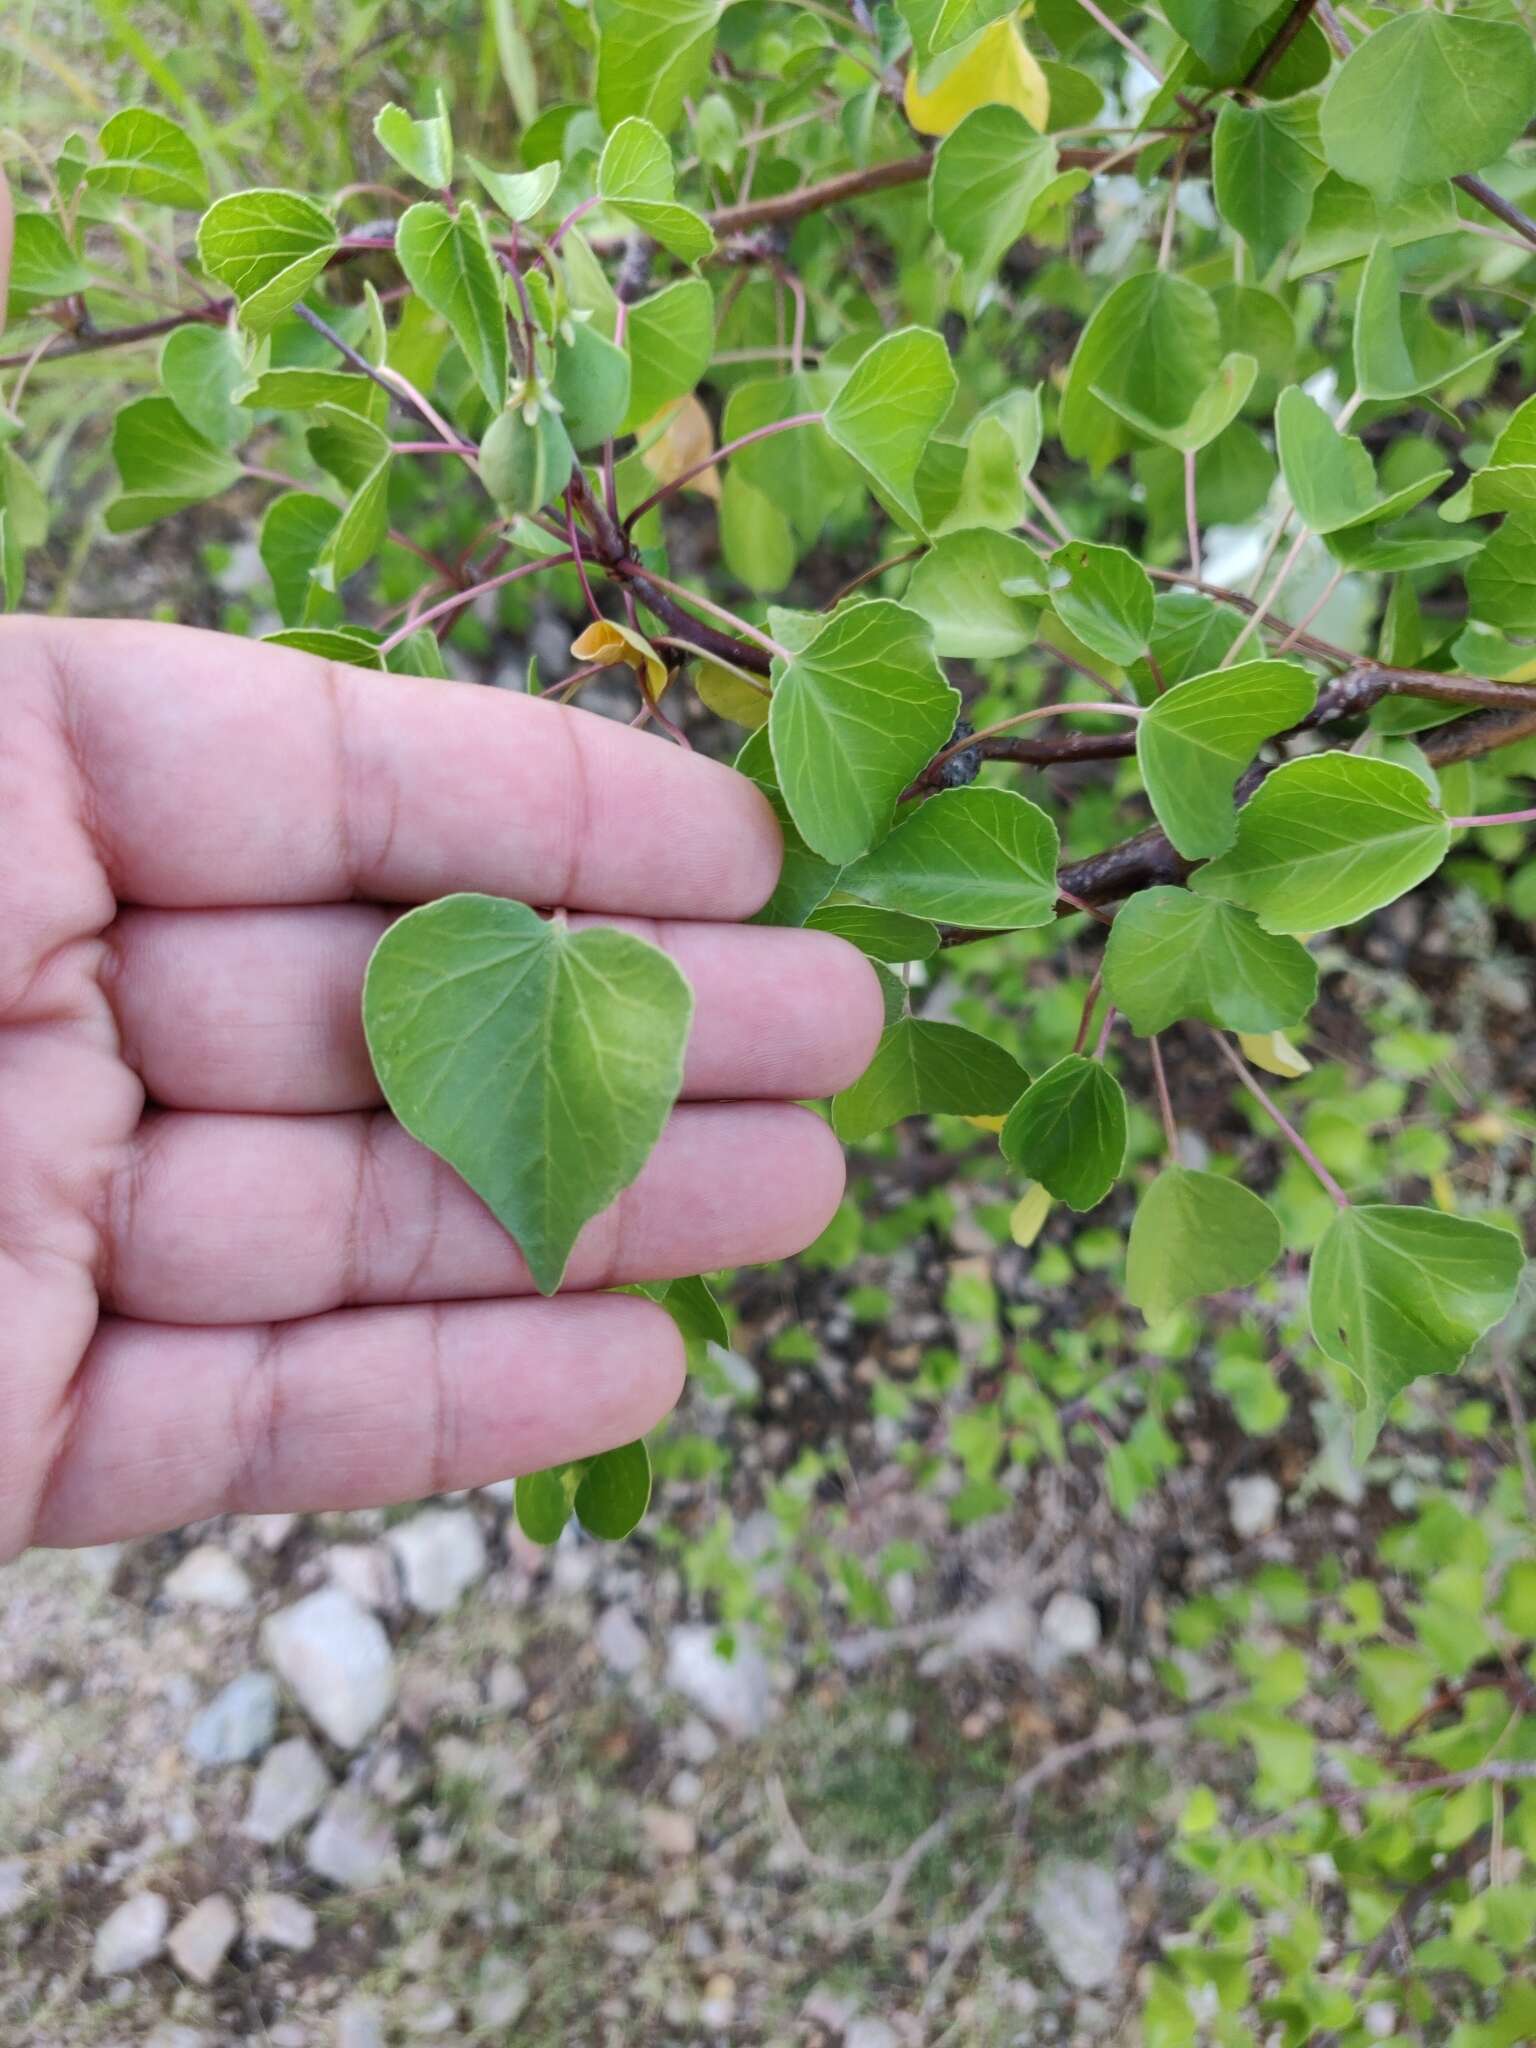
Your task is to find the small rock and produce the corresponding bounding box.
[163,1545,254,1609]
[249,1512,298,1551]
[92,1892,169,1976]
[608,1924,653,1958]
[642,1806,697,1857]
[847,2021,900,2048]
[1227,1473,1282,1541]
[243,1736,332,1843]
[700,1971,736,2025]
[675,1715,718,1766]
[0,1859,28,1918]
[921,1592,1034,1673]
[245,1891,317,1952]
[485,1660,528,1711]
[306,1785,400,1889]
[262,1587,395,1749]
[1029,1859,1127,1990]
[167,1894,238,1986]
[595,1604,649,1677]
[668,1768,703,1808]
[665,1625,773,1738]
[802,1987,858,2032]
[1002,1977,1041,2015]
[473,1958,530,2029]
[185,1672,279,1766]
[335,1999,387,2048]
[387,1508,487,1615]
[145,2028,210,2048]
[1036,1591,1102,1669]
[324,1542,399,1612]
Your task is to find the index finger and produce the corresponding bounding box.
[25,617,782,918]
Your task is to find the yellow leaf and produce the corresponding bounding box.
[695,657,770,729]
[1238,1030,1312,1079]
[904,16,1050,138]
[570,618,670,699]
[637,394,721,502]
[1431,1171,1457,1216]
[1009,1181,1053,1247]
[962,1113,1008,1133]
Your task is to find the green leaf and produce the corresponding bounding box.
[6,212,89,316]
[87,107,208,207]
[574,1440,652,1538]
[1191,753,1452,935]
[551,319,632,450]
[1062,272,1221,469]
[594,0,723,132]
[929,103,1058,278]
[1130,593,1245,695]
[899,0,1014,60]
[621,276,714,431]
[841,787,1059,931]
[1048,541,1154,667]
[1164,0,1283,80]
[106,393,242,530]
[395,200,509,408]
[362,894,694,1295]
[805,903,940,962]
[1273,386,1377,534]
[831,1018,1027,1144]
[160,323,247,449]
[1136,659,1317,859]
[1211,92,1324,274]
[259,491,342,627]
[479,405,574,515]
[1466,512,1536,633]
[721,371,852,545]
[373,97,454,188]
[824,327,957,528]
[238,365,382,415]
[1290,172,1458,278]
[720,471,797,594]
[515,1463,582,1544]
[904,527,1047,657]
[1354,241,1523,407]
[466,155,561,223]
[264,625,384,667]
[767,600,959,865]
[598,118,715,261]
[1126,1168,1284,1322]
[1102,888,1317,1035]
[1001,1055,1127,1213]
[196,188,339,335]
[1310,1207,1525,1455]
[1320,12,1536,203]
[313,455,391,592]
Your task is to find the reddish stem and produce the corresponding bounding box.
[1210,1032,1350,1210]
[377,550,575,654]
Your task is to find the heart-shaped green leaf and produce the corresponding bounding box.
[574,1440,653,1538]
[840,787,1059,931]
[598,117,715,261]
[929,103,1058,279]
[1049,540,1154,667]
[1102,888,1316,1036]
[196,188,339,334]
[1001,1055,1126,1212]
[824,327,957,527]
[363,894,694,1294]
[1127,1167,1284,1323]
[831,1018,1026,1144]
[373,97,454,188]
[1136,658,1316,859]
[89,106,208,208]
[905,528,1048,658]
[395,199,509,408]
[1310,1206,1525,1456]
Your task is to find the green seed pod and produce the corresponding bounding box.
[479,404,575,516]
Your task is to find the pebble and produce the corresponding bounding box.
[1036,1591,1102,1669]
[675,1715,719,1766]
[473,1958,530,2028]
[167,1893,239,1985]
[262,1587,396,1749]
[324,1542,400,1613]
[306,1785,401,1888]
[595,1603,649,1676]
[847,2022,901,2048]
[162,1545,254,1610]
[0,1859,28,1918]
[242,1736,332,1844]
[1227,1473,1283,1541]
[665,1625,773,1738]
[145,2028,209,2048]
[249,1512,298,1551]
[245,1890,317,1953]
[91,1892,170,1976]
[1029,1859,1128,1990]
[185,1671,279,1766]
[335,1999,388,2048]
[608,1924,654,1958]
[387,1508,487,1615]
[642,1805,697,1857]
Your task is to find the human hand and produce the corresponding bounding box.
[0,618,881,1558]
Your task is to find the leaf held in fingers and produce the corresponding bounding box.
[1001,1055,1127,1213]
[1102,889,1317,1036]
[1135,659,1317,859]
[1127,1168,1283,1323]
[362,894,694,1296]
[515,1463,581,1544]
[574,1440,653,1538]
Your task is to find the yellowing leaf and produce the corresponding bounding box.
[904,16,1049,138]
[963,1113,1008,1132]
[637,394,720,501]
[1009,1181,1053,1247]
[1238,1030,1312,1079]
[1430,1172,1456,1216]
[571,618,670,698]
[695,656,770,728]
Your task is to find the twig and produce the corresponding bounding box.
[1494,1349,1536,1524]
[1148,1035,1179,1159]
[622,409,823,530]
[1240,0,1319,93]
[1210,1031,1351,1209]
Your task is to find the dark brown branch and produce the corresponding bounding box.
[1240,0,1318,94]
[1455,173,1536,253]
[0,298,232,370]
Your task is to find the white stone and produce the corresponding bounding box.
[92,1892,169,1976]
[145,2028,210,2048]
[846,2022,900,2048]
[306,1786,400,1889]
[185,1672,278,1766]
[675,1715,719,1765]
[1029,1860,1127,1991]
[387,1509,487,1615]
[242,1737,332,1844]
[0,1859,28,1918]
[665,1625,773,1738]
[249,1512,298,1551]
[163,1545,253,1610]
[472,1958,530,2029]
[642,1805,697,1857]
[245,1891,317,1952]
[595,1603,649,1676]
[335,2000,387,2048]
[324,1542,399,1612]
[167,1894,238,1986]
[1037,1591,1102,1667]
[1227,1473,1283,1541]
[262,1587,395,1749]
